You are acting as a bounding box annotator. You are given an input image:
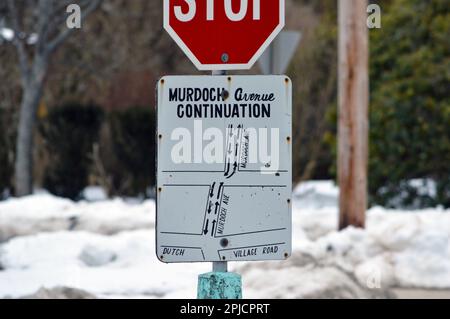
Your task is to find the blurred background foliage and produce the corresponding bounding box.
[100,107,156,198]
[39,104,103,200]
[368,0,450,208]
[0,0,449,207]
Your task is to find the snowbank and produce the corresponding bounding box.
[0,193,155,241]
[0,181,449,298]
[0,229,209,298]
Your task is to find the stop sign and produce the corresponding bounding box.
[164,0,285,70]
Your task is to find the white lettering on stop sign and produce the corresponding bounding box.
[175,0,261,22]
[164,0,284,70]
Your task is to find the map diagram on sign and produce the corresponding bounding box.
[156,76,292,263]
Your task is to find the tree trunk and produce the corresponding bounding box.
[14,58,46,196]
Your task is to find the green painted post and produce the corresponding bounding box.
[197,271,242,299]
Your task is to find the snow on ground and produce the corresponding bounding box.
[0,230,209,298]
[0,191,154,241]
[0,181,449,298]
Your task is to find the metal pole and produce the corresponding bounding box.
[212,70,226,76]
[213,261,228,272]
[211,69,228,275]
[196,70,242,299]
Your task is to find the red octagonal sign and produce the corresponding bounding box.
[164,0,285,70]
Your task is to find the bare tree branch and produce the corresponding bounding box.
[45,0,80,35]
[35,0,52,55]
[6,0,30,84]
[46,0,102,54]
[42,3,76,46]
[50,0,78,17]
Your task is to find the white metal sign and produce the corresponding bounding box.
[156,75,292,263]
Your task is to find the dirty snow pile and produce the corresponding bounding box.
[0,189,154,241]
[294,183,450,291]
[0,182,449,299]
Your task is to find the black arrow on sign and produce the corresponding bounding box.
[214,201,220,215]
[217,182,224,199]
[203,219,209,235]
[209,182,216,198]
[211,220,216,237]
[228,124,233,137]
[207,201,213,214]
[224,162,230,177]
[226,162,238,179]
[227,141,233,154]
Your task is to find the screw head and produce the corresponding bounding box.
[220,238,229,248]
[221,89,230,100]
[221,53,229,63]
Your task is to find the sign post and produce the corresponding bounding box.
[199,69,243,299]
[160,0,290,299]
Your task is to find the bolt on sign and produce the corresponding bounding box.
[164,0,285,70]
[156,75,292,262]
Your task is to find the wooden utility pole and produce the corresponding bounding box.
[338,0,369,230]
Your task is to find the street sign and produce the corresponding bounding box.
[156,75,292,262]
[258,30,302,75]
[163,0,285,70]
